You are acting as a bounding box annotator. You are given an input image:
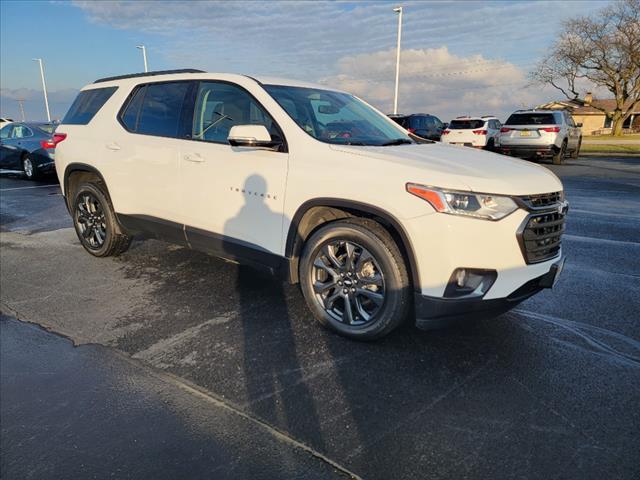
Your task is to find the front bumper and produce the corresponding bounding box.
[415,257,564,329]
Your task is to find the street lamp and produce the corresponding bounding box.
[392,6,403,115]
[136,45,148,73]
[32,58,51,122]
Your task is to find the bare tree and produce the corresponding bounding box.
[531,0,640,136]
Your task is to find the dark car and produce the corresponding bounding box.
[0,122,62,180]
[388,113,445,141]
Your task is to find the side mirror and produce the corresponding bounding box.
[576,123,583,128]
[228,125,279,149]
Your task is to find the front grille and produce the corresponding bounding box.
[519,191,563,210]
[520,210,565,263]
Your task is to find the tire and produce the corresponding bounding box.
[22,155,39,181]
[299,218,411,340]
[570,137,582,159]
[552,140,567,165]
[485,139,495,152]
[71,181,131,257]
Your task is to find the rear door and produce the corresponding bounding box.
[108,81,192,238]
[179,80,289,265]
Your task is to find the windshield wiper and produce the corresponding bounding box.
[380,138,413,146]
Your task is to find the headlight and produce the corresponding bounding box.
[406,183,518,220]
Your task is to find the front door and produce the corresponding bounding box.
[180,81,289,268]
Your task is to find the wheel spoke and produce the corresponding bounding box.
[342,295,355,324]
[355,249,373,271]
[94,227,104,244]
[344,242,356,271]
[360,273,383,288]
[313,280,335,295]
[323,290,341,310]
[322,244,343,269]
[356,287,384,306]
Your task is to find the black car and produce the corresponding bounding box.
[0,122,61,180]
[388,113,445,141]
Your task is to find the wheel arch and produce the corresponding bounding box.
[63,163,110,210]
[285,198,420,288]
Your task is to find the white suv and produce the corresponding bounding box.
[55,70,567,340]
[441,116,501,150]
[499,109,582,164]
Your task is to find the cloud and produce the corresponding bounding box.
[320,46,546,121]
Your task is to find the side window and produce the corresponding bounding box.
[120,85,147,132]
[63,87,118,125]
[192,81,281,144]
[12,125,32,138]
[136,82,190,138]
[119,82,191,138]
[0,125,11,140]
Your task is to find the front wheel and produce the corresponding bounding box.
[72,182,131,257]
[299,218,411,340]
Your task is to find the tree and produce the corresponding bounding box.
[531,0,640,136]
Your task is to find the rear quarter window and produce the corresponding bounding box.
[62,87,118,125]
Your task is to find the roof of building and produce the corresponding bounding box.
[538,98,640,115]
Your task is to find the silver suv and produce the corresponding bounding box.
[498,110,582,164]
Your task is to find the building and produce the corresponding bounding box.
[537,93,640,135]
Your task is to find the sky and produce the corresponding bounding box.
[0,0,611,122]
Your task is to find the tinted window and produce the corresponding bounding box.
[410,116,436,129]
[389,116,409,128]
[62,87,117,125]
[120,86,147,132]
[12,125,33,138]
[0,125,12,139]
[192,82,281,144]
[505,113,556,125]
[136,82,190,137]
[449,119,485,129]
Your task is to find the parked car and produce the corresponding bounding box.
[499,110,582,164]
[55,70,567,340]
[388,113,445,140]
[0,117,14,126]
[441,116,501,150]
[0,122,62,180]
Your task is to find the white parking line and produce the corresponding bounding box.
[0,184,60,192]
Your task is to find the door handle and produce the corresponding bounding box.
[106,142,121,151]
[184,153,204,163]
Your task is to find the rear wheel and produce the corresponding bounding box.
[72,182,131,257]
[299,218,411,340]
[22,155,39,181]
[552,140,567,165]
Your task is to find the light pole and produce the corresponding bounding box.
[136,45,148,73]
[392,6,403,115]
[32,58,51,122]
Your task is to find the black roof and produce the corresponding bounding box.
[94,69,205,84]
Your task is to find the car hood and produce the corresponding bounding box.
[329,142,563,195]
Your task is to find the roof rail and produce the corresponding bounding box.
[481,115,496,118]
[94,69,205,84]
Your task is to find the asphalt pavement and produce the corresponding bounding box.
[1,156,639,479]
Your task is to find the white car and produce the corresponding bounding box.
[441,116,502,150]
[0,117,14,126]
[55,70,567,340]
[499,110,582,164]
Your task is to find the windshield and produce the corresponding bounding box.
[264,85,412,146]
[449,119,485,129]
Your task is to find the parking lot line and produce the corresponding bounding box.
[0,185,60,192]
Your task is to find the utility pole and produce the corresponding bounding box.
[32,58,51,122]
[136,45,148,72]
[17,99,26,121]
[393,6,403,115]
